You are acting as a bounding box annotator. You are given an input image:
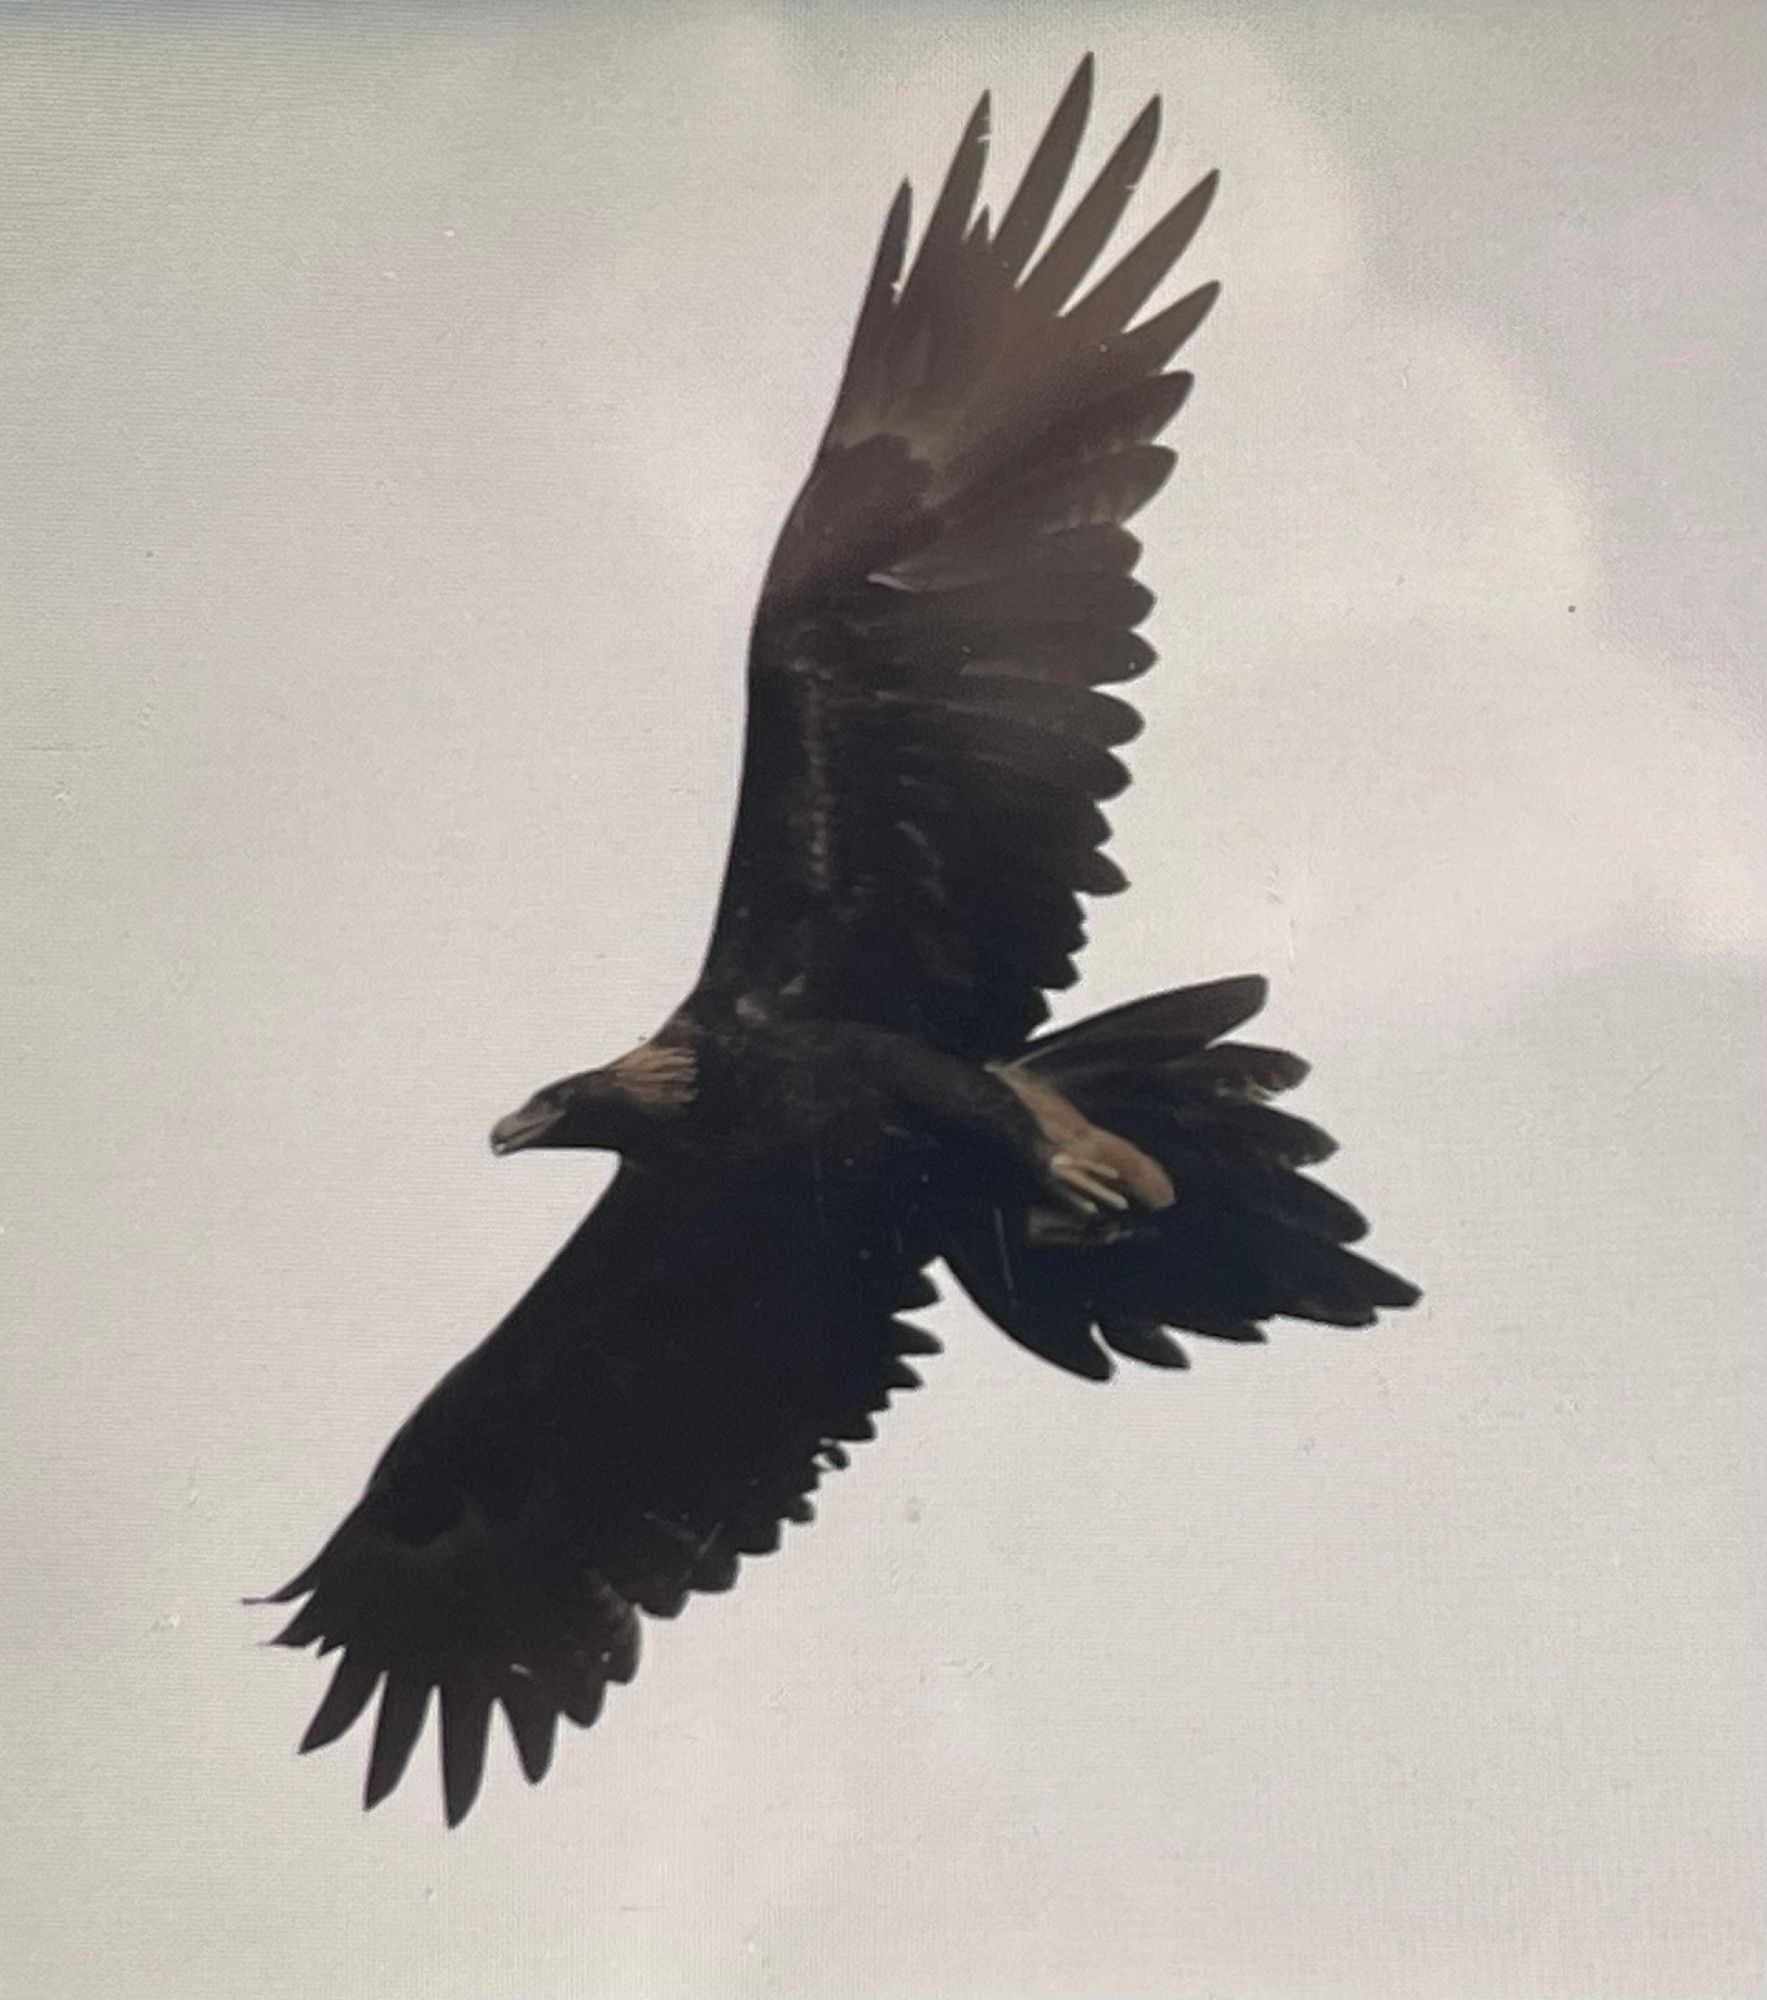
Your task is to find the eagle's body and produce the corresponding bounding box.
[263,59,1419,1825]
[538,1017,1147,1209]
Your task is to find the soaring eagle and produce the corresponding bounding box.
[261,58,1418,1825]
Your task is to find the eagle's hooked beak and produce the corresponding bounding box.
[489,1098,563,1156]
[490,1067,619,1155]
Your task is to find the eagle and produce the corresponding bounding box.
[260,57,1418,1826]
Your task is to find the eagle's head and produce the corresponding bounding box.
[489,1040,697,1155]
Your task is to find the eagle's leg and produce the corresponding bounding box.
[858,1031,1171,1223]
[989,1062,1177,1231]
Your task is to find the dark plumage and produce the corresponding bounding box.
[260,58,1418,1826]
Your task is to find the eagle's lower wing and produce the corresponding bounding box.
[262,1166,938,1824]
[696,58,1217,1060]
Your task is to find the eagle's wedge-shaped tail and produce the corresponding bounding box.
[946,978,1421,1379]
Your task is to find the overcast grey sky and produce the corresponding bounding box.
[2,5,1761,1998]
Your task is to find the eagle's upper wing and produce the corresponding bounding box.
[262,1166,938,1824]
[694,58,1218,1060]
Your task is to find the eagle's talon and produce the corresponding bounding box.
[1048,1150,1132,1215]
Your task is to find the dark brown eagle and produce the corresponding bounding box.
[260,58,1418,1825]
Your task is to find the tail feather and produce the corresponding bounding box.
[948,977,1419,1377]
[1018,974,1269,1068]
[1158,1041,1311,1097]
[1088,1093,1339,1169]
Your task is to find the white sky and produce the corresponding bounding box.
[2,4,1761,1997]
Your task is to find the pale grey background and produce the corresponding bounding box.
[3,4,1762,1997]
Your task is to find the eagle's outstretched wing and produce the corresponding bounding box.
[262,1167,938,1823]
[695,57,1217,1059]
